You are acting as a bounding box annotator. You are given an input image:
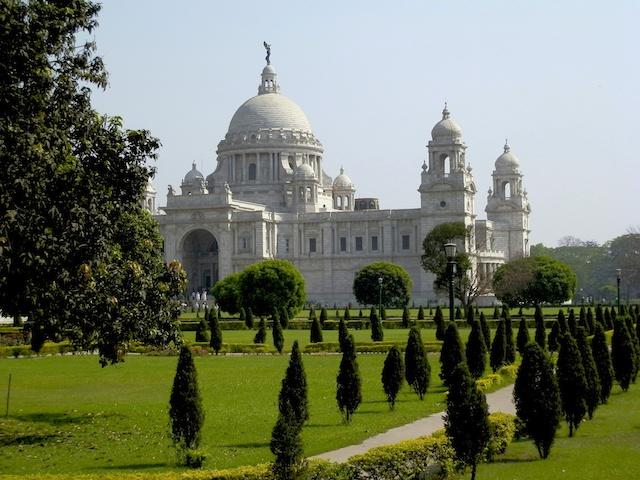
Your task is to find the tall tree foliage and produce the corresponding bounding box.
[405,327,430,399]
[548,321,560,352]
[338,317,349,352]
[253,318,267,344]
[0,1,186,365]
[514,343,561,459]
[278,341,308,426]
[557,334,587,437]
[611,318,636,391]
[272,315,284,353]
[479,312,491,350]
[310,317,323,343]
[211,273,242,315]
[169,346,204,462]
[490,320,506,372]
[575,327,601,419]
[591,323,614,404]
[504,316,516,364]
[270,402,304,480]
[466,321,487,379]
[444,363,490,480]
[370,308,384,342]
[440,322,466,386]
[534,305,546,350]
[434,306,446,341]
[208,312,222,355]
[352,262,413,308]
[516,318,530,356]
[402,306,411,328]
[336,335,362,422]
[381,346,404,409]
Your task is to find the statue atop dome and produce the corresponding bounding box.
[263,41,271,65]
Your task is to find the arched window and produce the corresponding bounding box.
[299,186,305,200]
[345,196,351,209]
[248,163,257,180]
[336,196,342,208]
[503,181,511,199]
[443,155,451,176]
[306,186,312,201]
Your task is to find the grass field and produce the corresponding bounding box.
[0,353,453,474]
[454,384,640,480]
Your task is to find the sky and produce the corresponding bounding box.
[88,0,639,247]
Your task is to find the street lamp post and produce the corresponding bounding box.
[616,269,621,311]
[378,276,383,320]
[444,242,457,323]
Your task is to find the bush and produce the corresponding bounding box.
[485,412,517,461]
[381,346,404,409]
[353,262,413,308]
[194,317,210,343]
[490,320,506,372]
[592,323,614,404]
[439,322,465,386]
[405,327,430,400]
[466,321,487,379]
[370,308,384,342]
[253,318,267,344]
[336,335,361,422]
[272,316,284,354]
[557,333,587,437]
[310,317,323,343]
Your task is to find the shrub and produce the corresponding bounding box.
[272,316,284,354]
[479,312,491,350]
[504,316,516,364]
[253,318,267,344]
[245,307,254,329]
[548,321,560,352]
[336,334,361,422]
[209,313,223,355]
[310,318,323,344]
[417,305,425,320]
[439,322,466,386]
[353,261,413,308]
[401,306,410,328]
[270,402,304,480]
[534,305,546,350]
[485,412,517,461]
[338,318,349,352]
[405,327,430,399]
[278,341,308,425]
[557,333,587,436]
[370,309,384,342]
[194,317,210,343]
[612,318,635,391]
[319,308,328,326]
[575,327,600,419]
[382,346,404,409]
[434,306,446,341]
[592,323,614,404]
[516,317,530,355]
[466,321,487,379]
[490,320,506,372]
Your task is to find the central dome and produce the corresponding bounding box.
[227,93,313,135]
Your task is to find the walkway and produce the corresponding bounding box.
[314,384,515,463]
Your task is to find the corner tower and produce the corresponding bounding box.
[485,141,531,259]
[419,104,477,236]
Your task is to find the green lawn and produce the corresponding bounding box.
[454,384,640,480]
[0,353,451,474]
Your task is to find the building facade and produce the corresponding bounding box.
[152,58,531,305]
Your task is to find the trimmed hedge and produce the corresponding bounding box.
[2,414,516,480]
[476,364,518,392]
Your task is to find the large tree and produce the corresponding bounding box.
[404,327,430,399]
[557,334,587,437]
[352,262,412,307]
[420,222,492,307]
[336,334,362,422]
[591,323,614,404]
[493,256,577,306]
[513,343,561,459]
[440,322,466,386]
[381,346,404,409]
[278,341,308,426]
[238,259,306,318]
[0,1,185,365]
[210,273,242,315]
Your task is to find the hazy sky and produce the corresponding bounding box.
[89,0,638,247]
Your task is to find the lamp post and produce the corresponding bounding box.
[616,269,621,311]
[444,242,457,323]
[378,276,383,320]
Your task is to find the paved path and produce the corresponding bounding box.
[313,384,515,463]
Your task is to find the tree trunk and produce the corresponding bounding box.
[471,462,477,480]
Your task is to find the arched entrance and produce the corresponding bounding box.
[180,229,219,291]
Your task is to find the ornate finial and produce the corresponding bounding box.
[442,101,450,119]
[339,166,344,175]
[504,138,510,153]
[263,41,271,65]
[192,161,197,170]
[422,161,428,172]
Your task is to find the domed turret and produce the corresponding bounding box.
[332,167,355,211]
[431,103,463,144]
[495,140,520,172]
[294,163,316,180]
[183,162,204,183]
[181,162,208,195]
[333,167,353,188]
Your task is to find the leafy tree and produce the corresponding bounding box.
[370,308,384,342]
[516,318,530,356]
[567,309,577,337]
[0,1,188,365]
[209,313,223,355]
[169,346,204,462]
[534,305,546,350]
[239,259,306,318]
[336,334,362,422]
[490,320,506,372]
[319,307,328,326]
[405,327,430,399]
[466,305,475,326]
[310,317,323,343]
[479,312,491,350]
[504,316,516,364]
[194,317,210,343]
[353,262,412,307]
[434,306,446,341]
[278,341,308,426]
[270,401,304,480]
[557,334,587,437]
[211,273,242,315]
[421,222,491,307]
[272,315,284,353]
[440,322,466,386]
[279,307,289,329]
[338,317,349,353]
[611,318,635,391]
[382,346,404,409]
[343,307,351,320]
[514,343,561,459]
[402,306,411,328]
[245,307,254,329]
[548,321,560,352]
[466,321,487,379]
[493,256,577,305]
[575,327,600,419]
[417,305,425,320]
[253,318,267,344]
[592,323,614,404]
[444,363,490,480]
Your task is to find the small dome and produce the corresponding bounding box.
[262,64,276,75]
[333,167,353,189]
[431,104,463,143]
[294,163,316,180]
[495,141,520,171]
[184,162,204,183]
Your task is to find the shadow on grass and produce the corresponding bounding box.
[13,412,124,426]
[305,423,342,428]
[489,456,538,464]
[220,441,270,449]
[0,431,61,447]
[98,462,168,470]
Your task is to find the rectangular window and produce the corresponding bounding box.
[402,234,410,250]
[285,238,290,253]
[309,238,316,253]
[355,236,363,251]
[371,236,378,251]
[340,237,347,252]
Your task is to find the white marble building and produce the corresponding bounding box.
[152,58,531,305]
